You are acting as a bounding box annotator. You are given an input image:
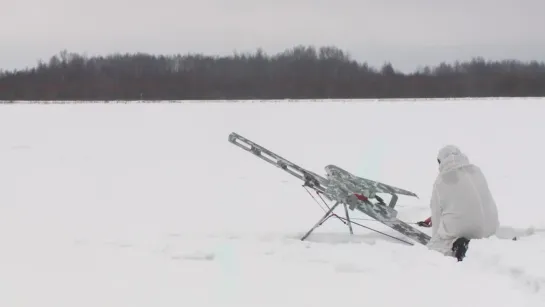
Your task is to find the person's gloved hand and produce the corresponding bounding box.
[417,220,431,227]
[416,217,432,227]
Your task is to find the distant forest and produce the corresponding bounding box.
[1,45,545,100]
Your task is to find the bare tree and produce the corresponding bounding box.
[0,47,544,101]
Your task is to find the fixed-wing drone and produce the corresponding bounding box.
[229,132,430,246]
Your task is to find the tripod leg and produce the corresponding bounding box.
[343,202,354,235]
[301,201,341,241]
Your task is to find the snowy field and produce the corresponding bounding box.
[1,98,545,306]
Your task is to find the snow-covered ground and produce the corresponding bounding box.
[1,99,545,307]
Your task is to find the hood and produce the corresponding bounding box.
[437,145,471,172]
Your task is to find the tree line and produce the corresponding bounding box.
[1,45,544,101]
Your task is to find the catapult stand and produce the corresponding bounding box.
[300,201,354,241]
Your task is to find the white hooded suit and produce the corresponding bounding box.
[426,145,499,256]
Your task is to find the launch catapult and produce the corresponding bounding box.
[229,132,431,246]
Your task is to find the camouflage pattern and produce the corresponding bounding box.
[229,132,431,246]
[326,185,398,219]
[328,168,431,245]
[344,195,431,245]
[325,165,418,198]
[228,132,331,192]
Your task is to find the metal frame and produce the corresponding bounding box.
[228,132,430,246]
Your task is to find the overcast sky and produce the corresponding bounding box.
[2,0,545,73]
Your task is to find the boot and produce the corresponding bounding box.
[452,237,470,261]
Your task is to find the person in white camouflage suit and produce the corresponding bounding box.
[417,145,499,261]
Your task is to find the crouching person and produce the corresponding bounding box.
[420,145,499,261]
